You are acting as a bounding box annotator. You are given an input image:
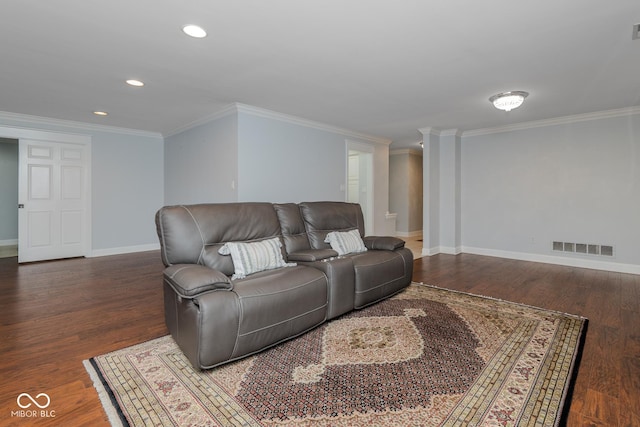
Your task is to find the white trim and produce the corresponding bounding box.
[0,124,91,144]
[440,128,462,137]
[237,103,391,145]
[165,102,392,144]
[89,243,160,258]
[0,110,162,138]
[163,104,238,137]
[395,230,422,238]
[0,239,18,246]
[418,126,438,136]
[439,246,463,255]
[390,148,423,156]
[421,245,462,256]
[422,246,441,256]
[463,106,640,137]
[460,246,640,275]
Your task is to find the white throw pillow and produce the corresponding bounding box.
[218,237,295,279]
[324,229,367,256]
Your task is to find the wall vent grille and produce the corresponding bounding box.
[552,241,614,257]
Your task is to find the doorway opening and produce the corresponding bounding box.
[346,140,374,234]
[0,137,18,259]
[1,125,91,263]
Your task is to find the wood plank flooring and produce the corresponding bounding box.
[1,251,638,426]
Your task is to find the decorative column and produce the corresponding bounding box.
[418,128,461,256]
[419,128,440,256]
[439,130,462,254]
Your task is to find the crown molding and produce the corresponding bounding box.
[418,126,439,136]
[163,104,237,138]
[440,128,462,137]
[235,103,391,145]
[390,148,423,156]
[463,106,640,137]
[164,102,391,145]
[0,110,162,139]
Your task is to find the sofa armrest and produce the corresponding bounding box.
[164,264,232,298]
[363,236,406,251]
[287,249,338,262]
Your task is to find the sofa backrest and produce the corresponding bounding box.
[274,203,312,254]
[156,203,282,274]
[298,202,366,249]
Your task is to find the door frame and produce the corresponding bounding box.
[0,125,92,262]
[345,140,374,234]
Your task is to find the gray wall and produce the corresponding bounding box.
[462,113,640,269]
[237,112,346,202]
[164,106,392,234]
[0,138,18,242]
[90,130,165,251]
[164,113,238,205]
[237,110,391,234]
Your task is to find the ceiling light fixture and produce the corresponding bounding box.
[93,111,108,116]
[126,79,144,87]
[182,24,207,38]
[489,91,529,112]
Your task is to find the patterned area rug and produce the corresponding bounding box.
[85,283,587,426]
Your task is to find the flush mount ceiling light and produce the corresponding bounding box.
[489,91,529,112]
[93,111,108,116]
[126,79,144,87]
[182,24,207,38]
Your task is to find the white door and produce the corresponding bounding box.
[18,139,89,263]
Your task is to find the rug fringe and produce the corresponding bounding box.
[83,359,126,427]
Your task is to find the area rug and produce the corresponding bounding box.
[84,283,587,426]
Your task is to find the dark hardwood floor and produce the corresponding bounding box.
[1,251,638,426]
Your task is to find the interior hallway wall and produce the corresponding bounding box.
[0,138,18,243]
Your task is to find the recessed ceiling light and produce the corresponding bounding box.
[93,111,108,116]
[126,79,144,87]
[182,24,207,38]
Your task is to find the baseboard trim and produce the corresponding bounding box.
[422,245,462,256]
[0,239,18,247]
[396,231,423,238]
[459,246,640,275]
[89,243,160,258]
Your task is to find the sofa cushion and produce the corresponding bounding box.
[218,237,295,279]
[350,250,409,308]
[156,203,282,268]
[230,266,328,361]
[299,202,365,249]
[324,229,367,255]
[274,203,311,255]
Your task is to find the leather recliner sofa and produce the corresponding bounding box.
[156,201,413,370]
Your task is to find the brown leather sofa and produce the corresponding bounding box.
[156,201,413,370]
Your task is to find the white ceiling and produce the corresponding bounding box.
[2,1,639,148]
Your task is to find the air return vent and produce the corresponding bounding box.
[633,23,640,40]
[552,241,614,257]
